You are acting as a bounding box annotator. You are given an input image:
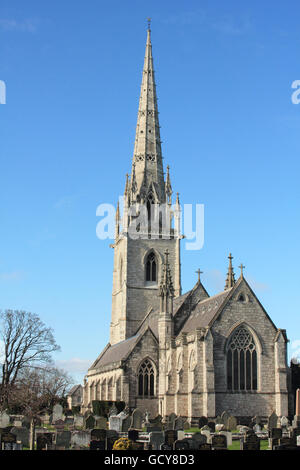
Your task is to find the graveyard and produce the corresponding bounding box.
[1,392,300,451]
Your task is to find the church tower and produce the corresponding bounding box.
[110,25,182,345]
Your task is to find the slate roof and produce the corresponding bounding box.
[90,335,140,370]
[181,288,233,333]
[90,290,193,371]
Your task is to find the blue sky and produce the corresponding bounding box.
[1,0,300,383]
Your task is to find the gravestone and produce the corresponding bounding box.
[221,411,230,426]
[220,431,232,447]
[199,443,212,450]
[253,424,262,433]
[174,439,190,450]
[95,416,107,429]
[122,415,131,432]
[56,430,71,449]
[150,415,162,427]
[90,440,105,450]
[53,404,64,422]
[36,433,53,450]
[106,430,119,450]
[268,411,278,430]
[198,416,208,428]
[240,431,260,451]
[149,431,165,450]
[211,434,227,450]
[192,433,207,448]
[174,416,185,431]
[166,413,177,430]
[54,419,65,431]
[130,409,143,430]
[215,416,223,425]
[0,411,10,429]
[85,415,96,430]
[128,429,139,442]
[227,416,237,432]
[165,429,177,447]
[74,415,84,429]
[11,426,29,448]
[280,416,289,431]
[91,428,106,441]
[71,430,91,448]
[1,431,17,451]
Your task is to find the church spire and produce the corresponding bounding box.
[225,253,236,290]
[131,25,165,203]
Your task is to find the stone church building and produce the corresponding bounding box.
[82,27,291,421]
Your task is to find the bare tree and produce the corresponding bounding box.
[0,309,60,408]
[9,366,74,449]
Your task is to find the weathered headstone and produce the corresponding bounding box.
[0,411,10,429]
[91,428,106,441]
[85,415,96,430]
[56,430,71,449]
[131,409,143,430]
[192,433,207,448]
[165,429,177,446]
[53,418,65,431]
[221,411,230,426]
[227,416,237,432]
[53,404,64,422]
[74,415,84,429]
[240,431,260,451]
[166,413,177,430]
[11,426,29,448]
[149,431,165,450]
[174,416,185,431]
[211,434,227,450]
[71,430,91,448]
[90,440,105,450]
[95,416,107,429]
[280,416,289,431]
[106,430,119,450]
[174,439,190,450]
[268,411,278,430]
[36,433,53,450]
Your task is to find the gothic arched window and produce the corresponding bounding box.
[227,327,258,391]
[146,252,157,282]
[138,359,155,397]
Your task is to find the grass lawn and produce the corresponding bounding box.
[228,439,269,451]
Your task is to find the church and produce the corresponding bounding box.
[82,27,291,421]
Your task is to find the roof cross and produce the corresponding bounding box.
[196,269,203,283]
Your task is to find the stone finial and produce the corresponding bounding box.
[165,165,172,204]
[225,253,236,290]
[239,263,245,279]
